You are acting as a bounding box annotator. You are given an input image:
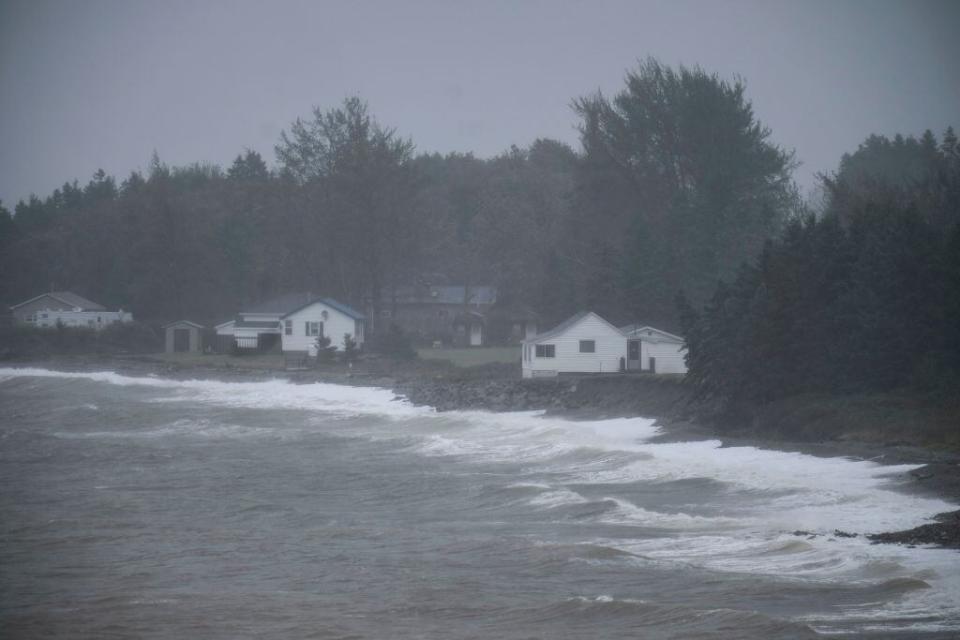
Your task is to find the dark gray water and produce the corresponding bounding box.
[2,368,959,639]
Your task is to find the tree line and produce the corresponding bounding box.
[681,128,960,416]
[0,58,798,336]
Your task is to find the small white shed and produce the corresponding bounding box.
[621,324,688,374]
[521,311,625,378]
[280,298,365,356]
[164,320,205,353]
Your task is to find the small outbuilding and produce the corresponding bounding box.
[621,324,688,374]
[164,320,205,353]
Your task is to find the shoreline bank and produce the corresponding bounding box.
[3,353,959,548]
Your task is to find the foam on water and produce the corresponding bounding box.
[4,366,960,634]
[54,418,279,440]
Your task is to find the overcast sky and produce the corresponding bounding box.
[1,0,958,207]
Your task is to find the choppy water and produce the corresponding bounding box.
[1,368,959,639]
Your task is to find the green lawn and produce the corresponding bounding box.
[149,351,286,370]
[416,346,520,368]
[152,346,520,370]
[417,346,520,367]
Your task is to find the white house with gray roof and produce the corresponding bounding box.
[281,298,365,356]
[521,311,627,378]
[521,312,688,378]
[229,293,364,354]
[10,291,132,329]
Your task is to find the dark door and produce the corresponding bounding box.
[173,328,190,352]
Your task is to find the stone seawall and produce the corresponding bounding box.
[394,374,692,417]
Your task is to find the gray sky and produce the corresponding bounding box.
[1,0,958,207]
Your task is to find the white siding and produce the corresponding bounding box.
[281,302,364,355]
[35,310,132,329]
[645,342,687,374]
[522,313,625,378]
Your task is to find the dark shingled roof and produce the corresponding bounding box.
[235,320,280,329]
[163,320,206,329]
[391,285,497,306]
[11,291,106,311]
[281,297,365,320]
[620,324,685,344]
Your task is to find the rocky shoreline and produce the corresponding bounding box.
[4,353,959,549]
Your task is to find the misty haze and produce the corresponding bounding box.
[2,1,959,638]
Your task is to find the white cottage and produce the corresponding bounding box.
[10,291,132,329]
[621,324,688,374]
[521,311,626,378]
[281,298,365,356]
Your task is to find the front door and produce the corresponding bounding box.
[627,340,640,370]
[470,323,482,346]
[173,328,190,352]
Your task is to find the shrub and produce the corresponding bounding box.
[341,333,359,363]
[371,324,417,360]
[314,335,336,364]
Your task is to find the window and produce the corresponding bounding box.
[306,321,323,337]
[535,344,555,358]
[579,340,595,353]
[284,320,292,335]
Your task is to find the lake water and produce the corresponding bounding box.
[2,367,959,638]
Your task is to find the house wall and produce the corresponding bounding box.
[164,324,202,353]
[35,310,132,330]
[12,296,86,324]
[387,304,468,341]
[644,342,688,374]
[281,302,364,355]
[522,314,626,378]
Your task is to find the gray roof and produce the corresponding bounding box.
[392,285,497,306]
[281,297,366,321]
[163,320,205,329]
[319,298,365,320]
[235,320,280,329]
[241,292,317,315]
[620,324,685,344]
[11,291,106,311]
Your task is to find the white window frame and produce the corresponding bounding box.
[535,344,555,358]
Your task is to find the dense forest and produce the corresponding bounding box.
[1,58,956,413]
[0,59,797,334]
[681,129,960,415]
